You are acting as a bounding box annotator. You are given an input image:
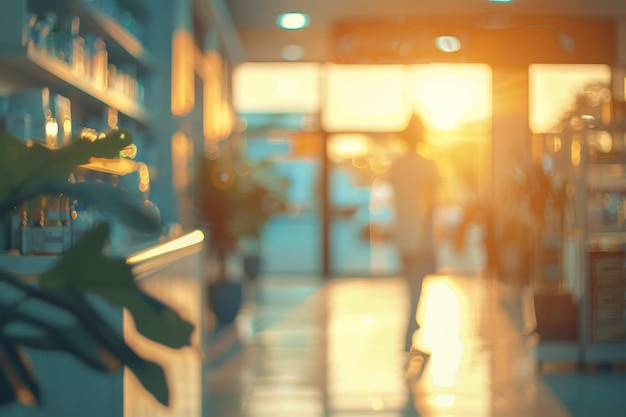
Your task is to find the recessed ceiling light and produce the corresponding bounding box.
[282,45,305,61]
[435,36,461,53]
[277,12,310,30]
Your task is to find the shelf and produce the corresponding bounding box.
[586,343,626,362]
[0,251,59,276]
[529,338,581,363]
[587,174,626,189]
[587,232,626,252]
[0,43,151,126]
[29,0,154,73]
[0,230,196,281]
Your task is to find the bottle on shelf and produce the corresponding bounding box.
[9,205,21,251]
[71,200,94,245]
[19,201,33,255]
[44,194,65,255]
[60,193,72,251]
[31,196,46,255]
[90,35,109,90]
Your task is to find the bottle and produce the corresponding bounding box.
[68,17,85,77]
[92,36,108,90]
[31,196,46,254]
[9,205,20,251]
[19,201,33,255]
[44,194,64,255]
[71,201,93,244]
[60,194,72,251]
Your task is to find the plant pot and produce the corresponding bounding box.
[242,254,261,280]
[207,281,243,326]
[530,291,579,340]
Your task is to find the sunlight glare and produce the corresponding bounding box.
[361,315,374,326]
[433,394,456,407]
[327,134,370,162]
[529,64,611,133]
[411,65,491,131]
[421,281,462,339]
[233,63,321,113]
[323,64,409,131]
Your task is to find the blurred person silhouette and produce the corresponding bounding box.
[387,112,441,368]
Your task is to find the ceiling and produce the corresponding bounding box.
[224,0,626,63]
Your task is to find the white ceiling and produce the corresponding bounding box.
[224,0,626,62]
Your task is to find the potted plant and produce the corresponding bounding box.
[197,150,286,327]
[453,146,574,338]
[234,160,287,281]
[0,128,194,408]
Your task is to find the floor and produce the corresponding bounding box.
[202,272,626,417]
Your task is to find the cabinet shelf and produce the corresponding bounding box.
[588,231,626,250]
[586,343,626,362]
[0,43,151,126]
[587,174,626,189]
[535,106,626,365]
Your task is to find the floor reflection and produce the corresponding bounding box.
[204,274,571,417]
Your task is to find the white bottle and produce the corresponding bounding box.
[31,196,46,254]
[19,202,33,255]
[71,202,93,244]
[43,194,64,255]
[60,194,72,251]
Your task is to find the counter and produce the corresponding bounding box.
[1,230,206,417]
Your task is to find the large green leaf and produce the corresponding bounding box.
[0,128,133,207]
[0,126,180,408]
[39,224,194,350]
[0,269,170,406]
[61,293,171,406]
[125,359,169,407]
[0,338,40,406]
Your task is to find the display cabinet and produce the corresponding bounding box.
[578,119,626,363]
[0,0,153,127]
[531,105,626,367]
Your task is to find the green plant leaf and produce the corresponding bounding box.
[0,128,133,207]
[125,359,169,407]
[0,269,170,406]
[0,338,40,406]
[39,224,194,349]
[4,317,121,373]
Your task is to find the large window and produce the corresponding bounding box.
[233,63,492,276]
[529,64,611,133]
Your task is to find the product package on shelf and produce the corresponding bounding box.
[589,251,626,343]
[4,88,72,146]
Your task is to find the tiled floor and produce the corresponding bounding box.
[202,273,624,416]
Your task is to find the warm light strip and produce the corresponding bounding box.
[126,230,205,265]
[171,30,195,116]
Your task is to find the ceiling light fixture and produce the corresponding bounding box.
[282,44,305,61]
[277,12,310,30]
[435,36,462,53]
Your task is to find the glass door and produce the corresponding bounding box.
[241,113,323,275]
[323,63,493,277]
